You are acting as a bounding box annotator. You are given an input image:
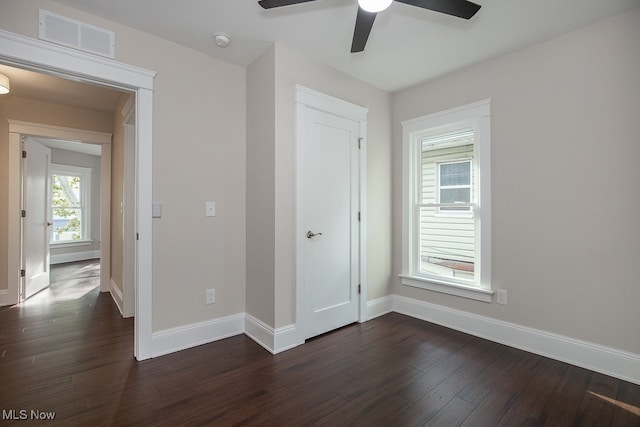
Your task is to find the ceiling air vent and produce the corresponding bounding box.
[39,9,115,59]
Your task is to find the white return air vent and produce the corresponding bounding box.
[39,9,115,59]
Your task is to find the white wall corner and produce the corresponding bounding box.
[151,313,244,358]
[366,295,394,320]
[244,313,275,353]
[393,295,640,386]
[244,314,302,354]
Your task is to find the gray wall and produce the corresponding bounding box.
[246,46,277,326]
[245,44,392,329]
[392,7,640,354]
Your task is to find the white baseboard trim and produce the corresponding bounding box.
[110,279,124,317]
[394,295,640,386]
[152,313,244,358]
[366,295,394,320]
[144,294,639,385]
[50,250,100,265]
[244,314,302,354]
[274,324,301,354]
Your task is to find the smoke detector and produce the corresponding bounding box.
[214,33,231,48]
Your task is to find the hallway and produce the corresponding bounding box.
[24,259,101,305]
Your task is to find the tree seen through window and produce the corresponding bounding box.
[52,174,82,241]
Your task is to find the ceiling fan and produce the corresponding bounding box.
[258,0,481,53]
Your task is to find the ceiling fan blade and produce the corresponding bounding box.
[351,7,377,53]
[258,0,320,9]
[395,0,481,19]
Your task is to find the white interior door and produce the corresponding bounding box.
[303,108,360,339]
[22,138,52,300]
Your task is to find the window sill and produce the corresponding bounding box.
[50,240,92,249]
[399,274,493,303]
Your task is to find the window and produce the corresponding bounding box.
[51,164,91,244]
[438,160,472,214]
[401,100,492,301]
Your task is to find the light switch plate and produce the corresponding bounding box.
[205,201,216,217]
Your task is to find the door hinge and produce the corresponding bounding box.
[136,233,139,241]
[22,150,27,158]
[20,269,25,278]
[358,212,361,222]
[21,210,26,218]
[358,284,361,294]
[358,137,363,149]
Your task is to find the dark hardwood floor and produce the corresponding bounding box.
[1,260,638,426]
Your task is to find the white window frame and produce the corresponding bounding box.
[50,163,92,246]
[436,159,473,218]
[400,99,492,302]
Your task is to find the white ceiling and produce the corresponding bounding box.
[50,0,640,92]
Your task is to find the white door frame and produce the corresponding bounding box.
[121,96,136,318]
[294,85,368,344]
[0,29,155,360]
[11,122,112,298]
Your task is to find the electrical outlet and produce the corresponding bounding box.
[496,289,507,305]
[206,288,216,305]
[152,202,162,218]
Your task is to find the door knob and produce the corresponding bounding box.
[47,222,53,226]
[306,231,323,239]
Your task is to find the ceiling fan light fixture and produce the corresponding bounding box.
[358,0,392,13]
[0,73,9,95]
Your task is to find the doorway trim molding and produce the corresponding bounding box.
[294,85,368,345]
[120,97,136,318]
[0,28,155,360]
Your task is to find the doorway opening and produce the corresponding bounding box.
[13,122,113,305]
[1,28,155,359]
[20,135,106,304]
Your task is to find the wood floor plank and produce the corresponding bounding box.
[424,396,478,427]
[1,260,638,426]
[495,356,568,426]
[575,372,621,426]
[392,372,475,426]
[611,379,640,425]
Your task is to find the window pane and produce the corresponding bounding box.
[440,162,470,186]
[52,207,82,241]
[440,188,470,204]
[418,206,475,279]
[52,175,81,208]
